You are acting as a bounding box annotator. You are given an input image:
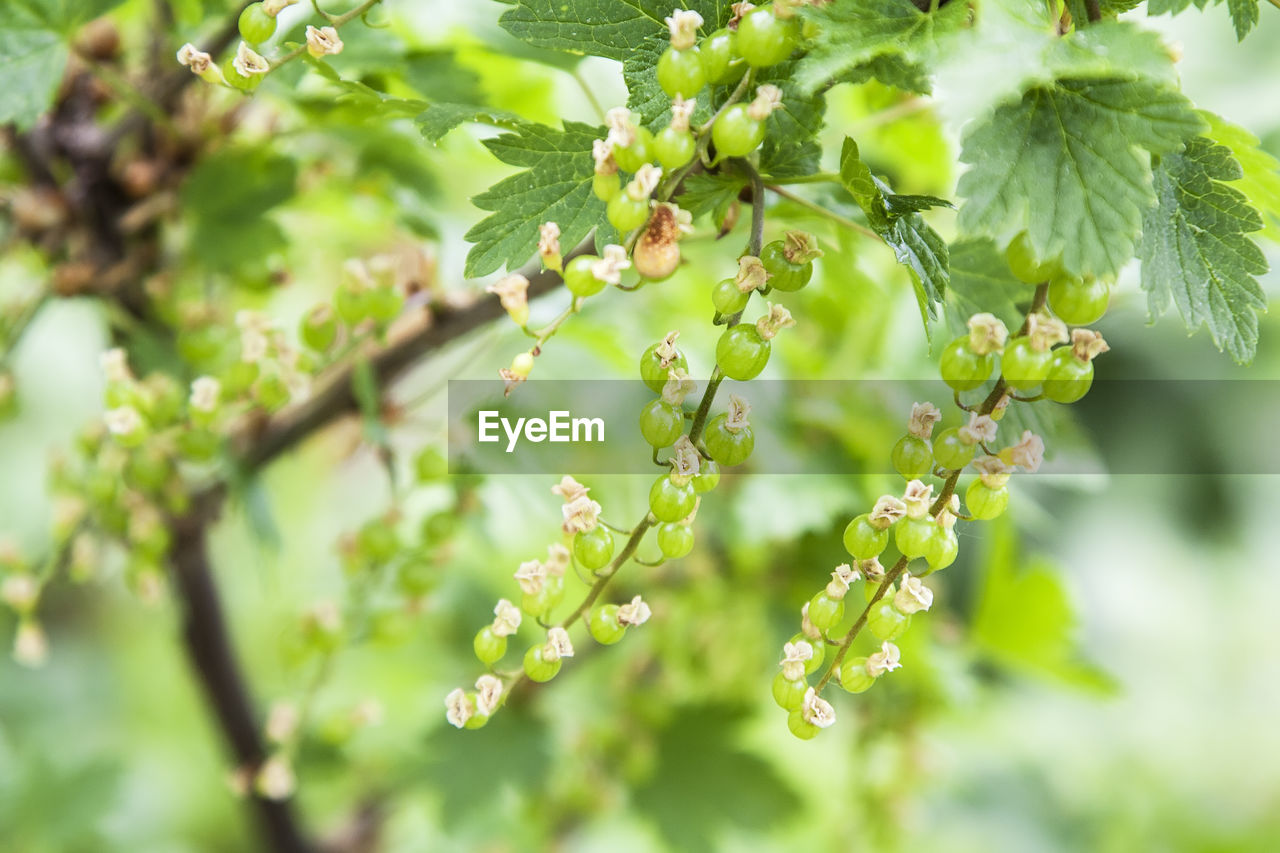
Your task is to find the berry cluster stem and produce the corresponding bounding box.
[814,556,909,693]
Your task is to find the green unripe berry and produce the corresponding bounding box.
[772,672,808,710]
[807,592,844,632]
[564,255,606,297]
[1001,336,1052,391]
[933,427,975,470]
[894,517,936,561]
[334,283,372,326]
[692,459,720,493]
[474,626,507,665]
[238,3,276,45]
[640,341,688,394]
[716,323,771,380]
[965,480,1009,520]
[523,645,561,682]
[573,525,615,570]
[649,475,696,522]
[699,28,742,84]
[657,522,695,559]
[1043,350,1095,404]
[787,709,820,740]
[253,373,290,413]
[607,193,651,232]
[1048,275,1110,326]
[656,46,706,98]
[940,336,994,391]
[1005,231,1062,284]
[892,434,934,479]
[924,525,959,571]
[712,277,750,314]
[711,104,765,158]
[639,398,684,448]
[367,286,405,325]
[612,126,654,173]
[736,6,800,68]
[867,601,910,641]
[593,172,621,201]
[843,514,888,560]
[704,414,754,467]
[589,604,626,645]
[759,240,813,292]
[790,632,824,674]
[300,304,339,352]
[839,657,876,693]
[654,125,697,170]
[415,446,447,482]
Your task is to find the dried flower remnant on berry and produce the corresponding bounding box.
[870,496,907,528]
[617,595,652,626]
[780,639,814,680]
[445,688,474,728]
[545,627,575,660]
[894,574,934,614]
[189,376,221,413]
[826,563,859,599]
[1027,311,1069,352]
[537,221,562,271]
[801,687,836,728]
[605,107,638,149]
[513,559,547,595]
[958,412,998,445]
[551,475,590,503]
[627,164,663,201]
[486,273,530,326]
[968,312,1008,355]
[670,95,696,132]
[255,755,296,800]
[665,9,703,49]
[591,244,632,285]
[1071,328,1110,362]
[475,675,503,716]
[866,641,902,676]
[799,601,821,640]
[736,255,769,293]
[902,480,934,518]
[725,394,752,430]
[755,302,795,340]
[1002,430,1045,472]
[305,25,343,58]
[562,495,603,534]
[746,84,784,121]
[545,543,570,576]
[592,138,618,176]
[782,230,824,265]
[176,43,225,83]
[662,368,697,406]
[859,556,887,584]
[233,42,270,77]
[973,454,1013,488]
[908,401,942,439]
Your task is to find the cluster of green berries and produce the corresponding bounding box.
[448,476,655,730]
[179,0,344,91]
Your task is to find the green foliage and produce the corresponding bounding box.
[958,78,1203,278]
[838,138,950,325]
[498,0,728,61]
[417,103,527,144]
[180,148,298,273]
[1203,112,1280,241]
[757,63,827,179]
[462,120,614,276]
[633,704,801,849]
[794,0,968,94]
[1138,136,1269,364]
[1147,0,1261,40]
[946,238,1030,332]
[0,0,127,127]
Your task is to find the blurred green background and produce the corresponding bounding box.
[2,1,1279,851]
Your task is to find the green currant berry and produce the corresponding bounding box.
[704,414,754,467]
[895,517,936,561]
[843,514,888,560]
[839,657,876,693]
[1042,350,1095,404]
[711,104,765,158]
[221,360,259,398]
[367,286,404,324]
[464,707,491,730]
[523,645,561,682]
[1049,275,1110,326]
[654,125,697,170]
[716,323,771,380]
[712,277,750,314]
[933,427,975,470]
[334,283,371,326]
[940,336,994,391]
[522,580,563,620]
[178,428,220,461]
[639,399,684,448]
[474,626,507,665]
[607,193,651,232]
[222,57,261,92]
[300,304,338,352]
[612,126,654,173]
[892,434,934,479]
[415,447,447,481]
[760,240,813,292]
[254,373,291,413]
[649,475,696,523]
[421,510,457,545]
[736,6,799,68]
[692,459,720,493]
[657,46,706,98]
[657,522,695,559]
[357,517,400,565]
[238,3,276,45]
[700,28,741,83]
[790,632,825,674]
[1005,231,1062,284]
[787,709,820,740]
[925,525,959,571]
[640,342,688,394]
[965,480,1009,520]
[1001,336,1052,391]
[807,592,844,632]
[564,255,605,297]
[593,172,620,201]
[573,525,615,570]
[772,672,808,710]
[589,604,626,645]
[867,601,910,641]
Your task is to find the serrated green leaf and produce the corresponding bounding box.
[464,120,614,277]
[677,171,745,219]
[417,103,528,143]
[756,62,827,179]
[1202,112,1280,242]
[180,147,297,273]
[299,55,427,115]
[1138,136,1269,364]
[794,0,968,94]
[957,77,1203,278]
[947,237,1030,333]
[1226,0,1260,39]
[836,53,932,95]
[0,23,65,129]
[498,0,729,62]
[838,139,949,325]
